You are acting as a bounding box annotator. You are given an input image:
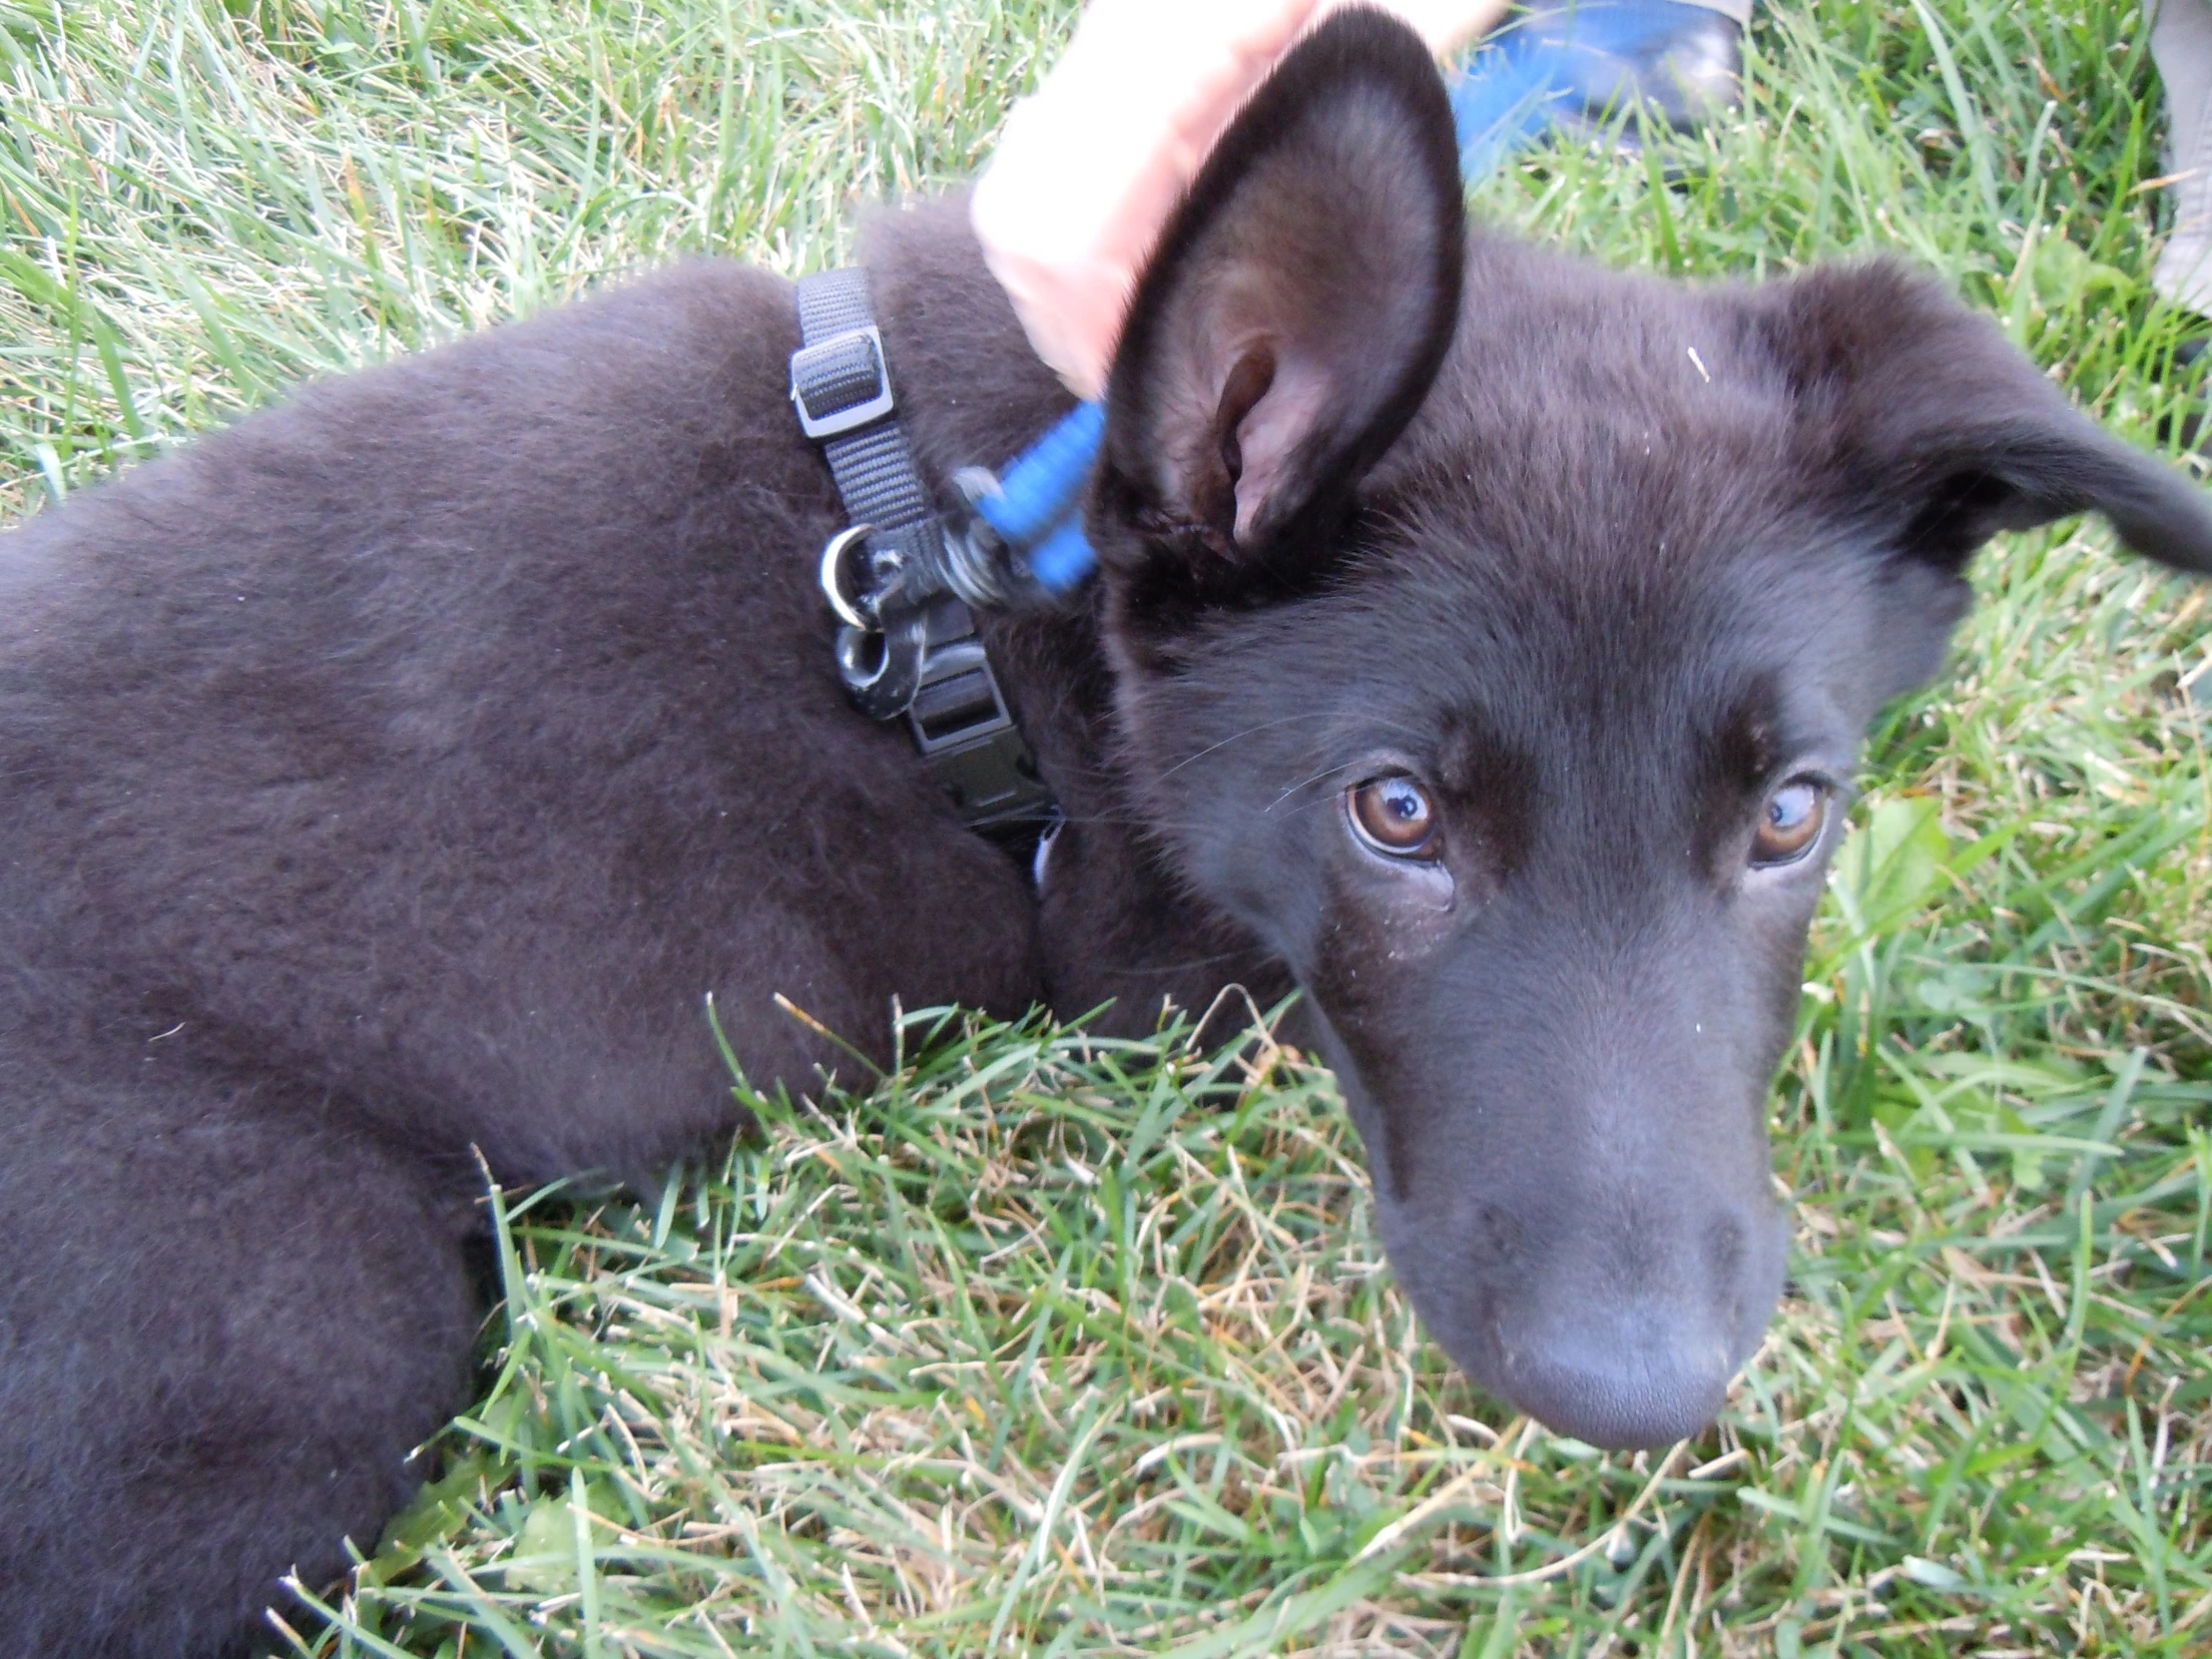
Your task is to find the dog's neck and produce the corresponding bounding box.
[852,196,1293,1032]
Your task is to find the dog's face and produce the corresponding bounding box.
[1086,12,2212,1448]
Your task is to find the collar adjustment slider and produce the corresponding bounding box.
[790,324,895,439]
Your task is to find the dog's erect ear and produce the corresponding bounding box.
[1095,8,1463,579]
[1759,261,2212,575]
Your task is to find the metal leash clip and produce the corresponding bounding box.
[815,521,920,720]
[816,513,994,722]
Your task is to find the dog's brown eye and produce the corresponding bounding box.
[1752,780,1826,865]
[1348,775,1438,858]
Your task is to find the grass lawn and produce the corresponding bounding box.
[5,0,2212,1653]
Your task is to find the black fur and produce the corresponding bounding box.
[5,12,2209,1654]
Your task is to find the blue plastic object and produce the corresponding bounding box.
[972,399,1105,551]
[1451,1,1740,182]
[968,400,1105,595]
[1025,512,1098,593]
[982,1,1734,595]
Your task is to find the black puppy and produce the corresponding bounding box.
[4,13,2208,1655]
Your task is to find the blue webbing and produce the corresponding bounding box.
[976,1,1713,595]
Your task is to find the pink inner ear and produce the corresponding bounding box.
[1231,356,1332,545]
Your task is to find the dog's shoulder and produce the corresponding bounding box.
[0,256,825,699]
[1,256,801,583]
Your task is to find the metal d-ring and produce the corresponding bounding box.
[819,522,875,631]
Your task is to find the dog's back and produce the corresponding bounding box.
[0,259,1040,1656]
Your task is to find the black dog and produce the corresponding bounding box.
[4,13,2207,1655]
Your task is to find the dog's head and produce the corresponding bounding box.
[1086,9,2212,1448]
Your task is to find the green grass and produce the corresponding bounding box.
[4,0,2210,1653]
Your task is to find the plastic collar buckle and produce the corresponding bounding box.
[906,626,1046,832]
[790,325,895,439]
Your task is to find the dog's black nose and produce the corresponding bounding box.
[1485,1197,1786,1449]
[1496,1299,1742,1449]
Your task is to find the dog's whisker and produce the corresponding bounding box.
[1267,761,1364,812]
[1155,710,1347,779]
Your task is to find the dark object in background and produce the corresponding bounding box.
[3,13,2208,1656]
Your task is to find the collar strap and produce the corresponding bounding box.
[790,269,1056,843]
